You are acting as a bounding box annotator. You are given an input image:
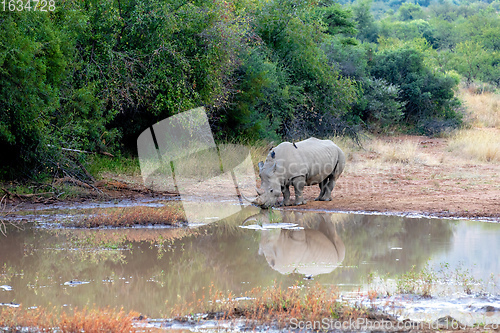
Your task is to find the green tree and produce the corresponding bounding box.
[224,0,358,140]
[370,47,459,125]
[452,41,491,86]
[397,3,425,21]
[66,0,249,149]
[215,46,291,141]
[0,11,67,176]
[352,0,379,43]
[355,78,405,131]
[380,19,435,45]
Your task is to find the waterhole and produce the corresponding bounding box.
[1,205,499,325]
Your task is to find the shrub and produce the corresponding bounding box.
[355,78,406,132]
[369,47,461,127]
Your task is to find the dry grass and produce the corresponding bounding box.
[364,139,423,164]
[0,306,144,333]
[447,89,500,163]
[448,128,500,163]
[249,140,273,168]
[64,228,198,243]
[460,90,500,128]
[74,203,187,228]
[168,283,367,327]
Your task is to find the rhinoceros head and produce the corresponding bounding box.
[253,158,282,208]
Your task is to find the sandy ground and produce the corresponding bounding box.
[299,135,500,221]
[110,134,499,221]
[2,135,499,221]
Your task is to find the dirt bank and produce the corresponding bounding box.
[303,135,500,220]
[300,135,500,221]
[2,135,499,221]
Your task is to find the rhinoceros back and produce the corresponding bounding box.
[273,137,344,185]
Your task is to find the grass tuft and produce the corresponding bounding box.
[366,139,420,164]
[460,90,500,128]
[168,283,367,327]
[0,306,144,333]
[395,265,436,297]
[73,203,186,228]
[87,155,141,179]
[448,129,500,163]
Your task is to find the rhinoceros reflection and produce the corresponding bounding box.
[246,211,345,276]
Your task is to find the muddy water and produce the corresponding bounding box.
[1,206,499,323]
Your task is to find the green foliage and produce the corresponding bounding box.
[396,3,425,21]
[216,47,290,141]
[352,0,379,43]
[370,47,460,126]
[322,36,370,80]
[452,41,500,86]
[213,0,358,141]
[0,10,67,176]
[373,0,500,89]
[356,78,406,130]
[86,155,140,179]
[380,18,436,45]
[3,0,494,179]
[317,3,358,36]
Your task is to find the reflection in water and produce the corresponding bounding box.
[260,228,344,276]
[246,211,345,276]
[0,209,499,321]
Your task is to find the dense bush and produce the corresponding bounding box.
[3,0,489,179]
[355,78,406,131]
[369,47,460,126]
[0,11,67,177]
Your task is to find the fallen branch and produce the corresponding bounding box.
[68,155,96,182]
[99,179,179,196]
[47,145,115,157]
[1,188,55,201]
[53,177,93,189]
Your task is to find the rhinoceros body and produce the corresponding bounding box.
[245,210,346,276]
[253,137,345,208]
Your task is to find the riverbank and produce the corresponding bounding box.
[2,131,499,222]
[301,132,500,221]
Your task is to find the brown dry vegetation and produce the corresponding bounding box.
[1,90,498,333]
[0,306,146,333]
[168,283,496,332]
[4,92,498,221]
[73,203,186,228]
[459,89,500,128]
[229,90,497,220]
[299,131,500,220]
[169,283,371,327]
[295,89,500,220]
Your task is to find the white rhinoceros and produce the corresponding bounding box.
[249,137,345,208]
[256,211,346,276]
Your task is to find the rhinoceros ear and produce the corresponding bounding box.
[258,161,264,172]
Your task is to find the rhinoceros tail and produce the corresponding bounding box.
[333,147,346,181]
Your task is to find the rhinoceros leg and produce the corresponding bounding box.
[292,176,307,205]
[315,178,329,201]
[317,174,334,201]
[282,185,292,206]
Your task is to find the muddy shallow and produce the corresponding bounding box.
[1,201,499,326]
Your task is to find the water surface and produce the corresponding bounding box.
[1,207,499,324]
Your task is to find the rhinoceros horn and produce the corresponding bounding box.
[240,192,263,206]
[256,187,264,195]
